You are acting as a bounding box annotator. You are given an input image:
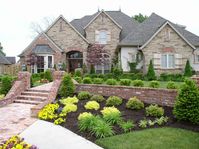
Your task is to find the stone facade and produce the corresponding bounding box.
[142,24,193,74]
[85,12,121,60]
[76,84,177,107]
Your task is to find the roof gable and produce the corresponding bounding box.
[0,53,11,65]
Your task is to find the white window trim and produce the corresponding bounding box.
[161,53,175,69]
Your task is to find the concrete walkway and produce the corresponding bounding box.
[20,120,103,149]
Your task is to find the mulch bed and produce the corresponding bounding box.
[56,97,199,142]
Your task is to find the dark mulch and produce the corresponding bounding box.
[56,97,199,142]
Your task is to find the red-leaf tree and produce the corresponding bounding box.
[26,53,44,67]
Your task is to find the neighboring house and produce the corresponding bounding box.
[0,53,16,74]
[19,10,199,74]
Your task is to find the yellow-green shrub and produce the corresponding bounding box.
[0,94,5,100]
[38,103,59,120]
[84,101,100,110]
[62,103,77,113]
[78,112,94,121]
[60,96,79,105]
[54,117,66,125]
[101,107,121,124]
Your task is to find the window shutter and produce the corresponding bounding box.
[153,54,161,68]
[107,31,111,42]
[95,30,99,43]
[175,54,182,68]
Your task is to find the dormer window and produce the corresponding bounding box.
[95,30,110,44]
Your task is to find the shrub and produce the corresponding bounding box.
[40,72,45,79]
[0,94,5,100]
[90,64,95,74]
[159,73,184,82]
[146,60,156,80]
[78,115,99,132]
[145,104,164,117]
[167,81,177,89]
[0,76,13,95]
[101,107,122,124]
[54,117,66,125]
[106,79,117,85]
[112,67,123,80]
[74,69,82,77]
[149,80,160,88]
[106,96,123,106]
[38,103,59,120]
[78,112,94,121]
[44,69,53,82]
[121,73,143,80]
[60,96,79,105]
[90,95,105,102]
[82,77,92,84]
[84,101,100,110]
[74,77,82,83]
[119,79,131,86]
[82,63,87,74]
[118,120,135,132]
[61,103,77,113]
[148,119,156,126]
[155,116,169,125]
[59,73,75,98]
[173,79,199,124]
[78,91,91,100]
[126,97,144,110]
[184,60,192,77]
[138,119,148,128]
[132,79,144,87]
[93,78,103,84]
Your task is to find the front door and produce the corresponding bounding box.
[67,51,83,72]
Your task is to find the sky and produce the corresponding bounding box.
[0,0,199,60]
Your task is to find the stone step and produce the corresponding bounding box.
[14,99,42,105]
[21,91,49,97]
[26,89,50,93]
[17,95,47,101]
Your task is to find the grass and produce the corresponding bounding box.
[96,127,199,149]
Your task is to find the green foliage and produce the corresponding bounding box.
[60,96,79,105]
[147,119,156,126]
[82,63,87,74]
[106,79,117,85]
[138,119,148,128]
[146,104,164,117]
[184,60,192,77]
[54,64,57,70]
[93,78,103,84]
[59,73,75,98]
[90,95,105,102]
[166,81,177,89]
[0,94,5,100]
[133,13,148,23]
[90,64,95,74]
[159,73,184,82]
[118,120,135,132]
[62,62,66,71]
[146,60,156,80]
[126,97,144,110]
[132,79,144,87]
[78,115,99,132]
[149,81,160,88]
[74,69,82,77]
[101,107,122,124]
[38,103,59,120]
[84,101,100,110]
[128,62,138,73]
[106,96,123,106]
[62,103,77,113]
[0,75,13,95]
[173,79,199,124]
[119,79,131,86]
[78,91,91,100]
[44,69,53,82]
[112,67,123,80]
[120,73,143,80]
[155,116,169,126]
[74,76,82,83]
[40,72,45,79]
[78,112,93,121]
[54,117,66,125]
[82,77,92,84]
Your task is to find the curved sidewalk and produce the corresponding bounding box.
[20,120,103,149]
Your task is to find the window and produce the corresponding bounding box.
[96,30,108,44]
[37,56,44,73]
[95,64,110,74]
[48,56,52,68]
[161,54,175,68]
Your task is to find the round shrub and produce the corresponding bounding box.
[93,78,103,84]
[149,80,160,88]
[106,79,117,85]
[145,104,164,117]
[90,94,105,102]
[106,96,123,106]
[126,97,144,110]
[82,77,92,84]
[132,80,144,87]
[0,76,13,95]
[74,69,82,77]
[84,101,100,110]
[166,81,177,89]
[173,79,199,124]
[74,77,82,83]
[78,91,91,100]
[119,79,131,86]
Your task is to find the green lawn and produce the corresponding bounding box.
[96,127,199,149]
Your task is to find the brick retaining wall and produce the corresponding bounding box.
[76,84,177,107]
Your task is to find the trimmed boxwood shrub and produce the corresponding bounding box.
[106,96,123,106]
[167,81,177,89]
[126,97,144,110]
[90,95,105,102]
[59,73,75,98]
[173,79,199,124]
[149,80,160,88]
[93,78,103,84]
[132,80,144,87]
[78,91,91,100]
[82,77,92,84]
[74,69,82,77]
[119,79,131,86]
[145,104,164,117]
[112,67,123,80]
[106,79,117,85]
[74,77,82,83]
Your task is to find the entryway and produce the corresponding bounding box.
[66,51,83,72]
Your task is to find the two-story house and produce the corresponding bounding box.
[19,10,199,74]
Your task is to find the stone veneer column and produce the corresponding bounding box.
[17,71,31,89]
[191,75,199,86]
[53,71,65,80]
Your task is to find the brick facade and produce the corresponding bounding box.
[76,84,177,107]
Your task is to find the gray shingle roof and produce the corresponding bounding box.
[0,53,11,65]
[120,13,199,47]
[70,11,139,40]
[32,45,54,54]
[5,57,16,64]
